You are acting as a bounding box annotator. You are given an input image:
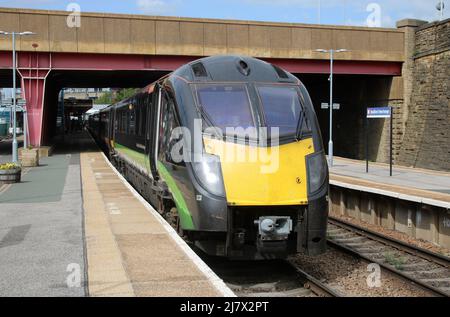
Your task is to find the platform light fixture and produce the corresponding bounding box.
[436,1,445,21]
[0,31,36,162]
[318,0,321,24]
[315,48,349,167]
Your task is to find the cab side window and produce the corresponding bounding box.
[158,91,184,165]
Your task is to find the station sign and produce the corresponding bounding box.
[365,106,394,176]
[367,107,391,118]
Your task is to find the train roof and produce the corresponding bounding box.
[101,55,299,111]
[172,55,299,84]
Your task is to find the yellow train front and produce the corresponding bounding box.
[161,56,329,259]
[89,55,329,260]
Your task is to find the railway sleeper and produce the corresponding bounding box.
[333,236,366,243]
[353,246,387,254]
[341,241,381,248]
[246,288,312,297]
[397,262,438,271]
[413,269,450,279]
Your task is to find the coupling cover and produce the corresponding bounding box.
[254,216,293,241]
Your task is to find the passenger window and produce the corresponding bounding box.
[146,95,152,140]
[121,111,125,134]
[129,105,136,135]
[141,100,148,138]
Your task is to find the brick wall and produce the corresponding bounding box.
[398,19,450,171]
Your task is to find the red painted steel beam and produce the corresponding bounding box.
[48,53,195,71]
[264,58,402,76]
[0,50,403,147]
[0,51,402,76]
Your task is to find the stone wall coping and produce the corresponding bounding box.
[396,19,428,28]
[415,18,450,32]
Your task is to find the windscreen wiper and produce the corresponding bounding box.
[197,105,222,138]
[295,109,306,141]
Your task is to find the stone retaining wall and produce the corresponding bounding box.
[398,19,450,171]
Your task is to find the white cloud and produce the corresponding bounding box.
[243,0,344,8]
[243,0,448,26]
[0,0,61,8]
[136,0,175,15]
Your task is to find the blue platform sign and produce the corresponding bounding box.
[367,107,391,118]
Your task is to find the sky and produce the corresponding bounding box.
[0,0,448,28]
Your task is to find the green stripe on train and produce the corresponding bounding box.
[114,142,149,171]
[114,142,195,230]
[157,161,195,230]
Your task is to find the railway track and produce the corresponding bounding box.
[327,216,450,297]
[287,261,341,297]
[198,253,340,297]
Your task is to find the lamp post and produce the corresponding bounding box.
[437,1,445,21]
[318,0,321,24]
[0,31,35,162]
[316,48,349,167]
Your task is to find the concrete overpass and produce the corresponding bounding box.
[0,7,408,157]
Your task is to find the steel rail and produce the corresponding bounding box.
[287,260,342,297]
[327,217,450,297]
[328,216,450,267]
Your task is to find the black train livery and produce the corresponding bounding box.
[88,55,329,260]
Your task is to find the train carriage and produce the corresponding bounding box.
[88,55,329,260]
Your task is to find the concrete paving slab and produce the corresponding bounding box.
[112,222,168,235]
[109,214,160,224]
[116,233,192,260]
[133,280,223,297]
[89,282,135,297]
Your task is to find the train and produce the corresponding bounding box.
[87,55,329,260]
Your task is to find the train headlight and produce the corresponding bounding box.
[307,151,328,194]
[192,153,225,197]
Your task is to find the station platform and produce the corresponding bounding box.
[0,132,233,297]
[330,157,450,209]
[329,157,450,250]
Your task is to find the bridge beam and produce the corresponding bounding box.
[0,51,403,75]
[0,51,402,147]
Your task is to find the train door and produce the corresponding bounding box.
[156,88,192,226]
[148,85,160,179]
[109,107,115,150]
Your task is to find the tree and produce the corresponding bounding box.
[115,88,139,102]
[94,91,113,105]
[94,88,139,105]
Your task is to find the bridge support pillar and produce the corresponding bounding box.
[17,52,51,147]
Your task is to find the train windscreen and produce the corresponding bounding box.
[196,84,255,133]
[256,85,304,136]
